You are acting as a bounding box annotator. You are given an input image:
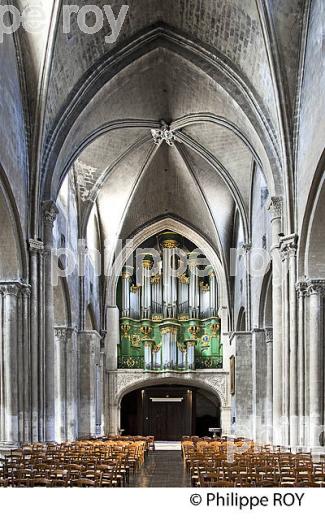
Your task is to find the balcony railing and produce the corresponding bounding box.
[118,356,144,369]
[195,356,223,369]
[118,355,222,370]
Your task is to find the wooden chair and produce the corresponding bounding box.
[30,478,52,487]
[74,479,97,487]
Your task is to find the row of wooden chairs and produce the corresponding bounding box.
[0,437,153,487]
[182,438,325,487]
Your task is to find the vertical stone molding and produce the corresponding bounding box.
[268,196,283,444]
[306,280,325,447]
[78,331,101,438]
[105,306,120,370]
[21,286,31,442]
[42,201,59,441]
[264,327,273,442]
[230,332,254,439]
[280,234,298,447]
[0,282,31,447]
[251,329,266,442]
[53,327,78,442]
[280,241,290,445]
[29,238,44,441]
[242,244,252,331]
[296,281,307,446]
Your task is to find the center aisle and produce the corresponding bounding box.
[130,450,191,488]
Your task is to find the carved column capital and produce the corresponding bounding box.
[242,243,252,253]
[54,327,67,339]
[21,285,31,298]
[296,281,308,298]
[265,327,273,343]
[306,279,325,297]
[0,282,21,297]
[280,234,298,260]
[54,327,75,340]
[268,196,282,219]
[29,238,44,253]
[42,201,59,227]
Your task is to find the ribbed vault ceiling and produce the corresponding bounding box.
[14,0,306,271]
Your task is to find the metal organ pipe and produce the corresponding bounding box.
[161,238,179,318]
[141,256,153,319]
[121,267,132,317]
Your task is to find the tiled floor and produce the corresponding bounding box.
[129,450,191,487]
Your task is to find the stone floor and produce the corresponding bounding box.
[129,450,191,487]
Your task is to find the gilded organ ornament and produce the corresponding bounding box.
[188,325,200,339]
[131,335,141,348]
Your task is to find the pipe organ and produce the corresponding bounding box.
[118,234,222,371]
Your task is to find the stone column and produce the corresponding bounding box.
[265,328,273,442]
[242,244,252,331]
[280,241,290,445]
[43,201,58,441]
[79,276,85,330]
[99,350,105,435]
[105,306,120,370]
[268,197,283,445]
[0,284,20,446]
[221,407,232,436]
[280,235,298,446]
[54,328,67,442]
[21,286,31,442]
[307,280,325,448]
[0,288,4,441]
[66,328,78,440]
[29,238,44,442]
[232,332,254,439]
[251,328,266,442]
[288,236,298,447]
[296,282,307,446]
[106,371,118,435]
[78,331,100,438]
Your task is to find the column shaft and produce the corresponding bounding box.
[265,328,273,442]
[43,201,58,440]
[308,282,324,447]
[297,283,307,446]
[269,197,283,445]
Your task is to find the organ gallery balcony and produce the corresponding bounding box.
[117,316,222,372]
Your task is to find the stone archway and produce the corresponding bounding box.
[105,371,230,437]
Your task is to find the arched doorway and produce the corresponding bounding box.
[121,384,221,440]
